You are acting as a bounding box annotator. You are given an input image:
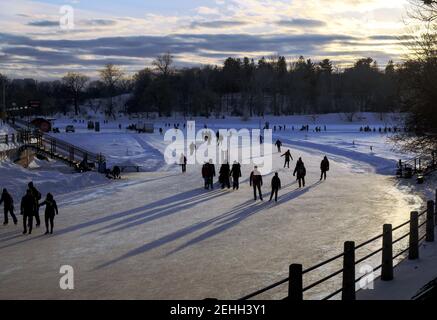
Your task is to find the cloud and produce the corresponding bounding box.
[81,19,118,27]
[275,18,326,28]
[190,20,248,29]
[27,20,59,27]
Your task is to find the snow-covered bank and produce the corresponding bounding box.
[0,159,110,199]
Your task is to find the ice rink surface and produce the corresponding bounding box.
[0,115,428,299]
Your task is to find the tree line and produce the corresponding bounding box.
[0,0,435,154]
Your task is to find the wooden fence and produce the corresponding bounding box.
[239,189,437,300]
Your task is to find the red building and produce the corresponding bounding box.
[31,118,52,132]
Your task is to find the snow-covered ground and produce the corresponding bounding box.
[0,113,433,300]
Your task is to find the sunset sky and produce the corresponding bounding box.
[0,0,414,79]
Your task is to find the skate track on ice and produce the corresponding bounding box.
[0,131,423,300]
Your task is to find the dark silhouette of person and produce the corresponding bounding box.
[202,160,216,190]
[281,150,293,168]
[207,160,216,189]
[39,193,58,234]
[230,161,242,190]
[27,182,41,227]
[0,188,17,225]
[320,156,330,181]
[250,166,263,201]
[293,158,307,188]
[219,162,231,189]
[275,139,283,153]
[269,172,281,202]
[180,154,187,173]
[112,166,121,179]
[202,163,209,189]
[21,190,36,235]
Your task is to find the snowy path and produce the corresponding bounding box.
[0,135,423,299]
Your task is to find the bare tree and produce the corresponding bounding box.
[152,52,174,77]
[99,64,124,118]
[408,0,437,23]
[392,0,437,155]
[88,100,101,115]
[62,72,89,115]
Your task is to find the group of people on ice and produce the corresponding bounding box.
[196,145,330,202]
[0,182,59,235]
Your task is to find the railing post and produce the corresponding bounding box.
[435,189,437,226]
[426,201,435,242]
[342,241,355,300]
[288,264,303,301]
[381,224,393,281]
[409,211,419,260]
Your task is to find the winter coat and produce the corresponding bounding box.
[0,192,13,209]
[271,176,281,189]
[202,163,216,178]
[39,199,58,217]
[293,161,306,179]
[281,151,293,161]
[321,158,330,172]
[179,155,187,165]
[230,163,242,179]
[250,170,263,186]
[29,186,41,208]
[275,140,282,147]
[21,194,36,216]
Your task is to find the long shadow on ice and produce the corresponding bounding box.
[85,189,228,235]
[0,186,227,250]
[95,181,320,269]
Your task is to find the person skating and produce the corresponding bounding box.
[208,160,216,189]
[202,163,209,189]
[21,190,36,235]
[230,161,242,190]
[250,166,263,201]
[180,153,187,173]
[320,156,330,181]
[0,188,17,225]
[293,158,307,188]
[39,193,58,234]
[269,172,281,202]
[219,162,231,189]
[27,182,41,227]
[202,160,216,190]
[281,150,293,168]
[275,139,283,153]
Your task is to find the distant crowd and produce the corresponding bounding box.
[181,138,331,202]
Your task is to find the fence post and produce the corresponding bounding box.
[381,224,393,281]
[409,211,419,260]
[426,201,435,242]
[342,241,355,300]
[435,189,437,226]
[288,264,303,301]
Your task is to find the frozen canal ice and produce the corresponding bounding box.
[0,121,425,299]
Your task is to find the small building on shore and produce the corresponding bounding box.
[30,118,52,132]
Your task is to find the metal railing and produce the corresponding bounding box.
[239,190,437,301]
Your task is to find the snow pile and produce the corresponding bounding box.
[0,159,109,201]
